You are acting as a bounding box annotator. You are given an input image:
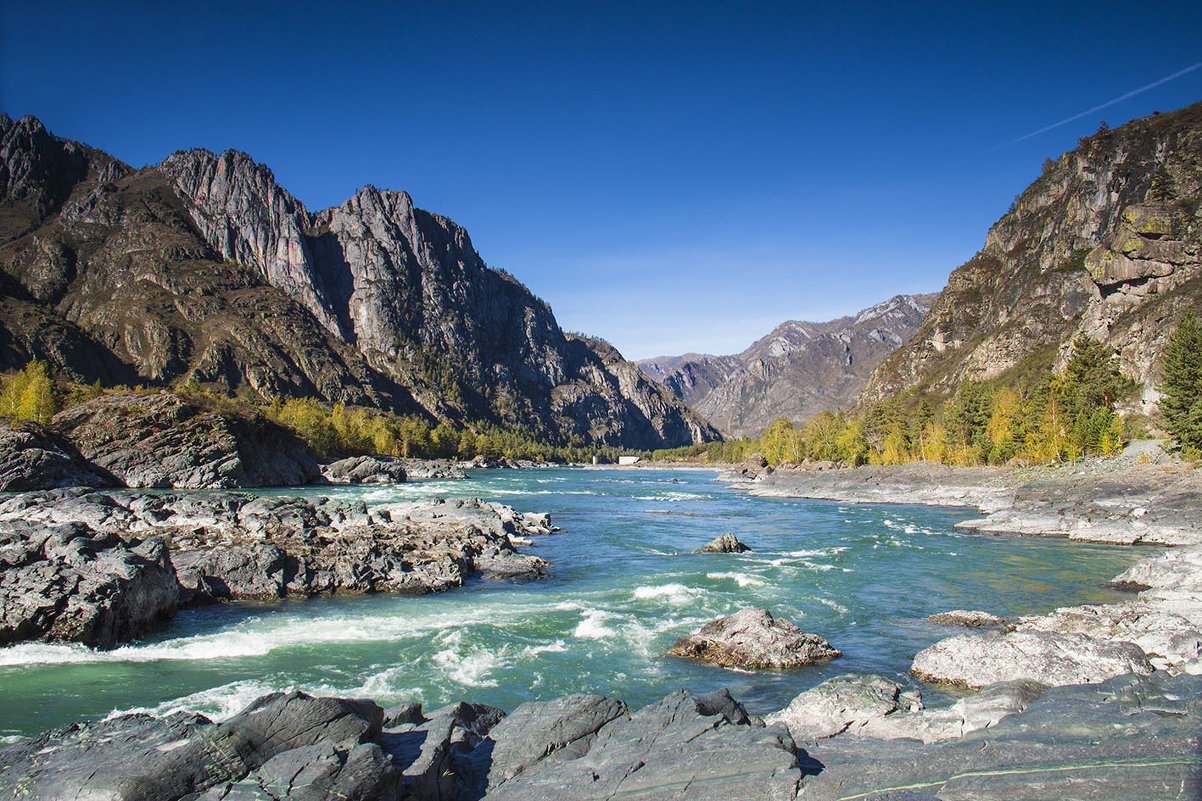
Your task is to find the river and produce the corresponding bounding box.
[0,467,1143,740]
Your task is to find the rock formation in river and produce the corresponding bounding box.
[862,102,1202,412]
[669,607,841,669]
[640,294,935,438]
[0,488,552,646]
[0,113,719,450]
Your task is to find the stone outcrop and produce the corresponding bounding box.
[0,520,177,648]
[765,673,1046,744]
[694,531,752,553]
[0,688,804,801]
[0,489,550,606]
[641,294,935,438]
[0,419,114,490]
[0,113,719,451]
[669,607,840,669]
[910,630,1154,689]
[862,102,1202,412]
[796,671,1202,801]
[0,489,552,646]
[50,391,320,488]
[321,454,408,484]
[6,674,1199,800]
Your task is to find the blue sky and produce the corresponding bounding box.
[3,1,1201,360]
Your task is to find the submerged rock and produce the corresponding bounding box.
[926,609,1008,628]
[669,607,840,669]
[694,532,751,553]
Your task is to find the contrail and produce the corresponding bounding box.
[999,61,1202,148]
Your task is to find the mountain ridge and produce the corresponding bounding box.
[861,102,1202,412]
[640,293,936,438]
[0,114,720,450]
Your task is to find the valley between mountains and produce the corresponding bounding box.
[1,101,1201,800]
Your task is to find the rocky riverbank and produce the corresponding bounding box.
[1,670,1196,800]
[744,441,1202,546]
[0,488,552,648]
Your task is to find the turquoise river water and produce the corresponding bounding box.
[0,467,1145,741]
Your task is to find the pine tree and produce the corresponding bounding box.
[1159,315,1202,449]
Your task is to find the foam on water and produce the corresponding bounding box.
[432,630,502,687]
[109,678,290,723]
[632,583,704,603]
[706,572,766,588]
[573,609,619,640]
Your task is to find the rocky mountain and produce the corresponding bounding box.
[640,294,935,438]
[0,114,719,449]
[862,102,1202,411]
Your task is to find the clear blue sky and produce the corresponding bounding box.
[3,1,1201,360]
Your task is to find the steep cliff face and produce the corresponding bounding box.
[0,114,717,449]
[862,103,1202,409]
[641,294,934,438]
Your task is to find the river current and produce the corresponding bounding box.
[0,467,1142,740]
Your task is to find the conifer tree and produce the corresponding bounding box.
[1159,315,1202,450]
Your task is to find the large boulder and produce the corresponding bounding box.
[321,454,407,484]
[766,673,1046,744]
[0,691,390,801]
[669,608,840,669]
[484,689,803,801]
[0,420,114,490]
[51,392,319,488]
[911,630,1154,689]
[0,520,177,648]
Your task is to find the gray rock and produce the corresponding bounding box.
[765,674,924,741]
[694,532,752,553]
[797,671,1202,801]
[911,630,1154,689]
[0,489,550,644]
[321,454,407,484]
[0,520,177,648]
[0,691,390,801]
[52,392,319,488]
[768,674,1048,745]
[485,689,802,801]
[669,607,841,669]
[0,420,114,490]
[481,694,628,789]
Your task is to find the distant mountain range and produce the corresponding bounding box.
[861,101,1202,412]
[640,294,936,438]
[0,115,719,450]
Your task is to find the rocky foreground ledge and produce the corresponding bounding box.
[0,489,552,648]
[1,671,1197,801]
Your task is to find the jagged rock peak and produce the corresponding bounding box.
[159,148,339,334]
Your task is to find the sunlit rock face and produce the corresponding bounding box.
[862,102,1202,412]
[0,114,719,449]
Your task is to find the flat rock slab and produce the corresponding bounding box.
[669,607,840,669]
[798,672,1202,801]
[767,673,1047,744]
[911,630,1153,689]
